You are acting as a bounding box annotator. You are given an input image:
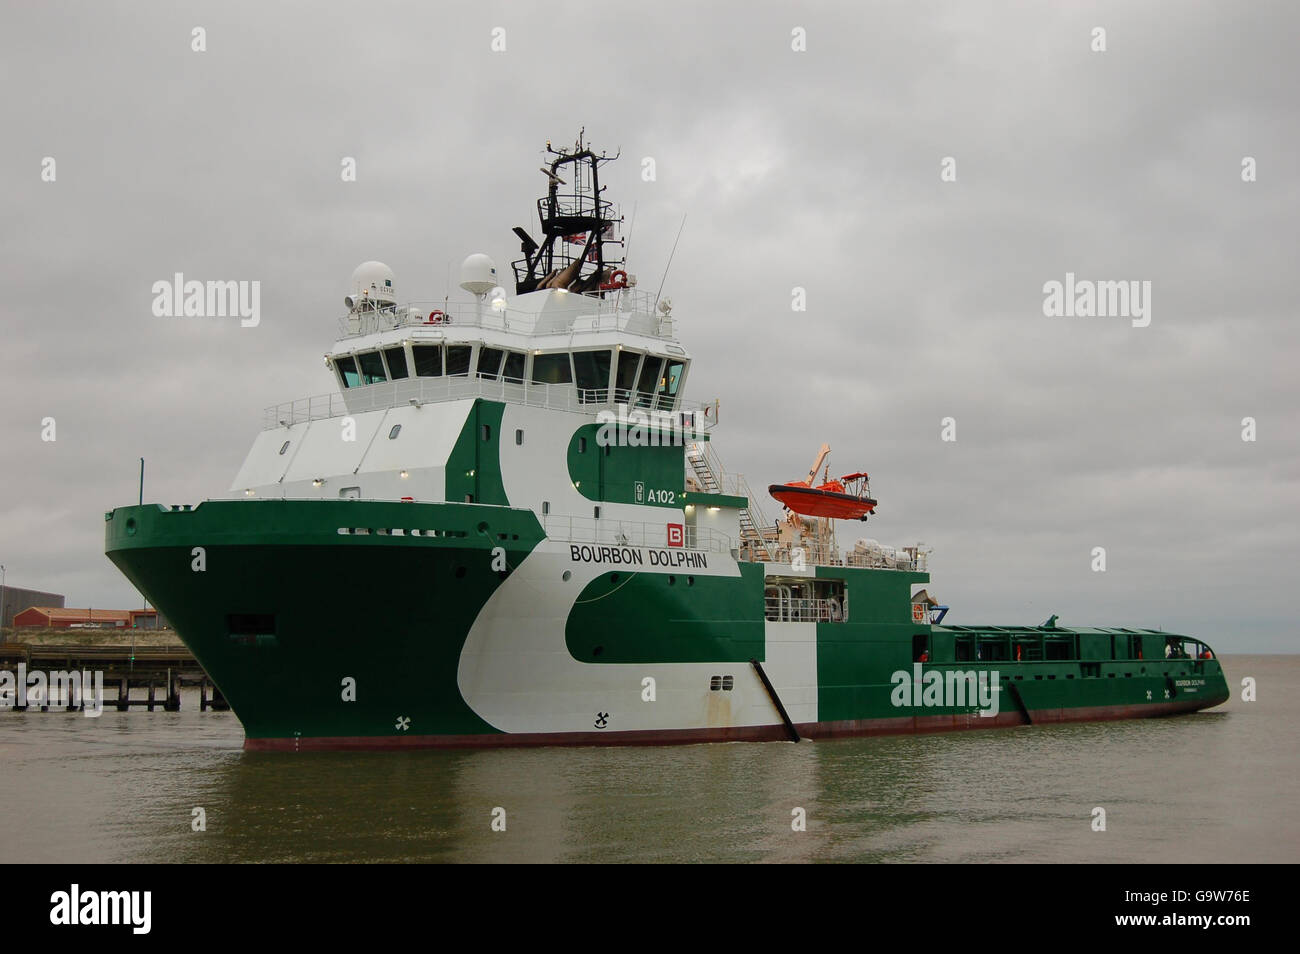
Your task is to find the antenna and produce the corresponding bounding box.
[655,213,687,311]
[621,201,639,267]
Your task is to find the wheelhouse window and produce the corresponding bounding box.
[615,350,641,400]
[531,352,573,385]
[477,347,504,380]
[356,351,387,385]
[502,351,526,383]
[335,355,361,389]
[572,349,612,401]
[634,356,663,407]
[446,345,472,377]
[412,345,442,377]
[657,360,685,406]
[384,346,408,379]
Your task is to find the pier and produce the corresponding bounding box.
[0,638,227,712]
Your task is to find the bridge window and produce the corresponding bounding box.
[660,360,685,399]
[573,349,612,398]
[335,355,361,389]
[477,347,504,380]
[446,346,472,377]
[502,351,526,383]
[615,350,641,399]
[356,351,387,385]
[634,356,663,407]
[531,352,573,385]
[384,346,408,379]
[412,345,442,377]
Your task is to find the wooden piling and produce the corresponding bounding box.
[165,668,181,711]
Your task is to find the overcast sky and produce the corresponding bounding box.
[2,1,1296,651]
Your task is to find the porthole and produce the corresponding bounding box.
[562,570,572,582]
[667,575,676,585]
[609,573,620,583]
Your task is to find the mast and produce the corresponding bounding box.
[511,130,624,296]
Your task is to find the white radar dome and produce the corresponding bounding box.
[459,253,498,296]
[346,261,396,309]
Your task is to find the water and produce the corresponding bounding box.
[2,655,1294,863]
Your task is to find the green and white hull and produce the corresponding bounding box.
[104,143,1229,750]
[104,411,1228,751]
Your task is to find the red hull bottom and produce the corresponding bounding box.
[242,697,1221,751]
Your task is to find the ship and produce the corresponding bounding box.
[104,136,1230,750]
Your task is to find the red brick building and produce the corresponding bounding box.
[13,607,130,629]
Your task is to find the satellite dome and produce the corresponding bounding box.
[347,261,396,309]
[459,253,498,296]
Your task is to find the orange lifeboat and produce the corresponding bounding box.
[768,444,877,521]
[770,473,877,521]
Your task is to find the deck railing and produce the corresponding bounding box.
[542,515,732,554]
[263,377,709,430]
[337,290,668,338]
[764,596,846,623]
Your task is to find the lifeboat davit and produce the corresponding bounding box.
[769,473,877,521]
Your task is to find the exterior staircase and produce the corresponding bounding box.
[687,442,775,559]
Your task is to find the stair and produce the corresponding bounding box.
[687,442,775,559]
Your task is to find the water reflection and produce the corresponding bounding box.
[0,656,1291,863]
